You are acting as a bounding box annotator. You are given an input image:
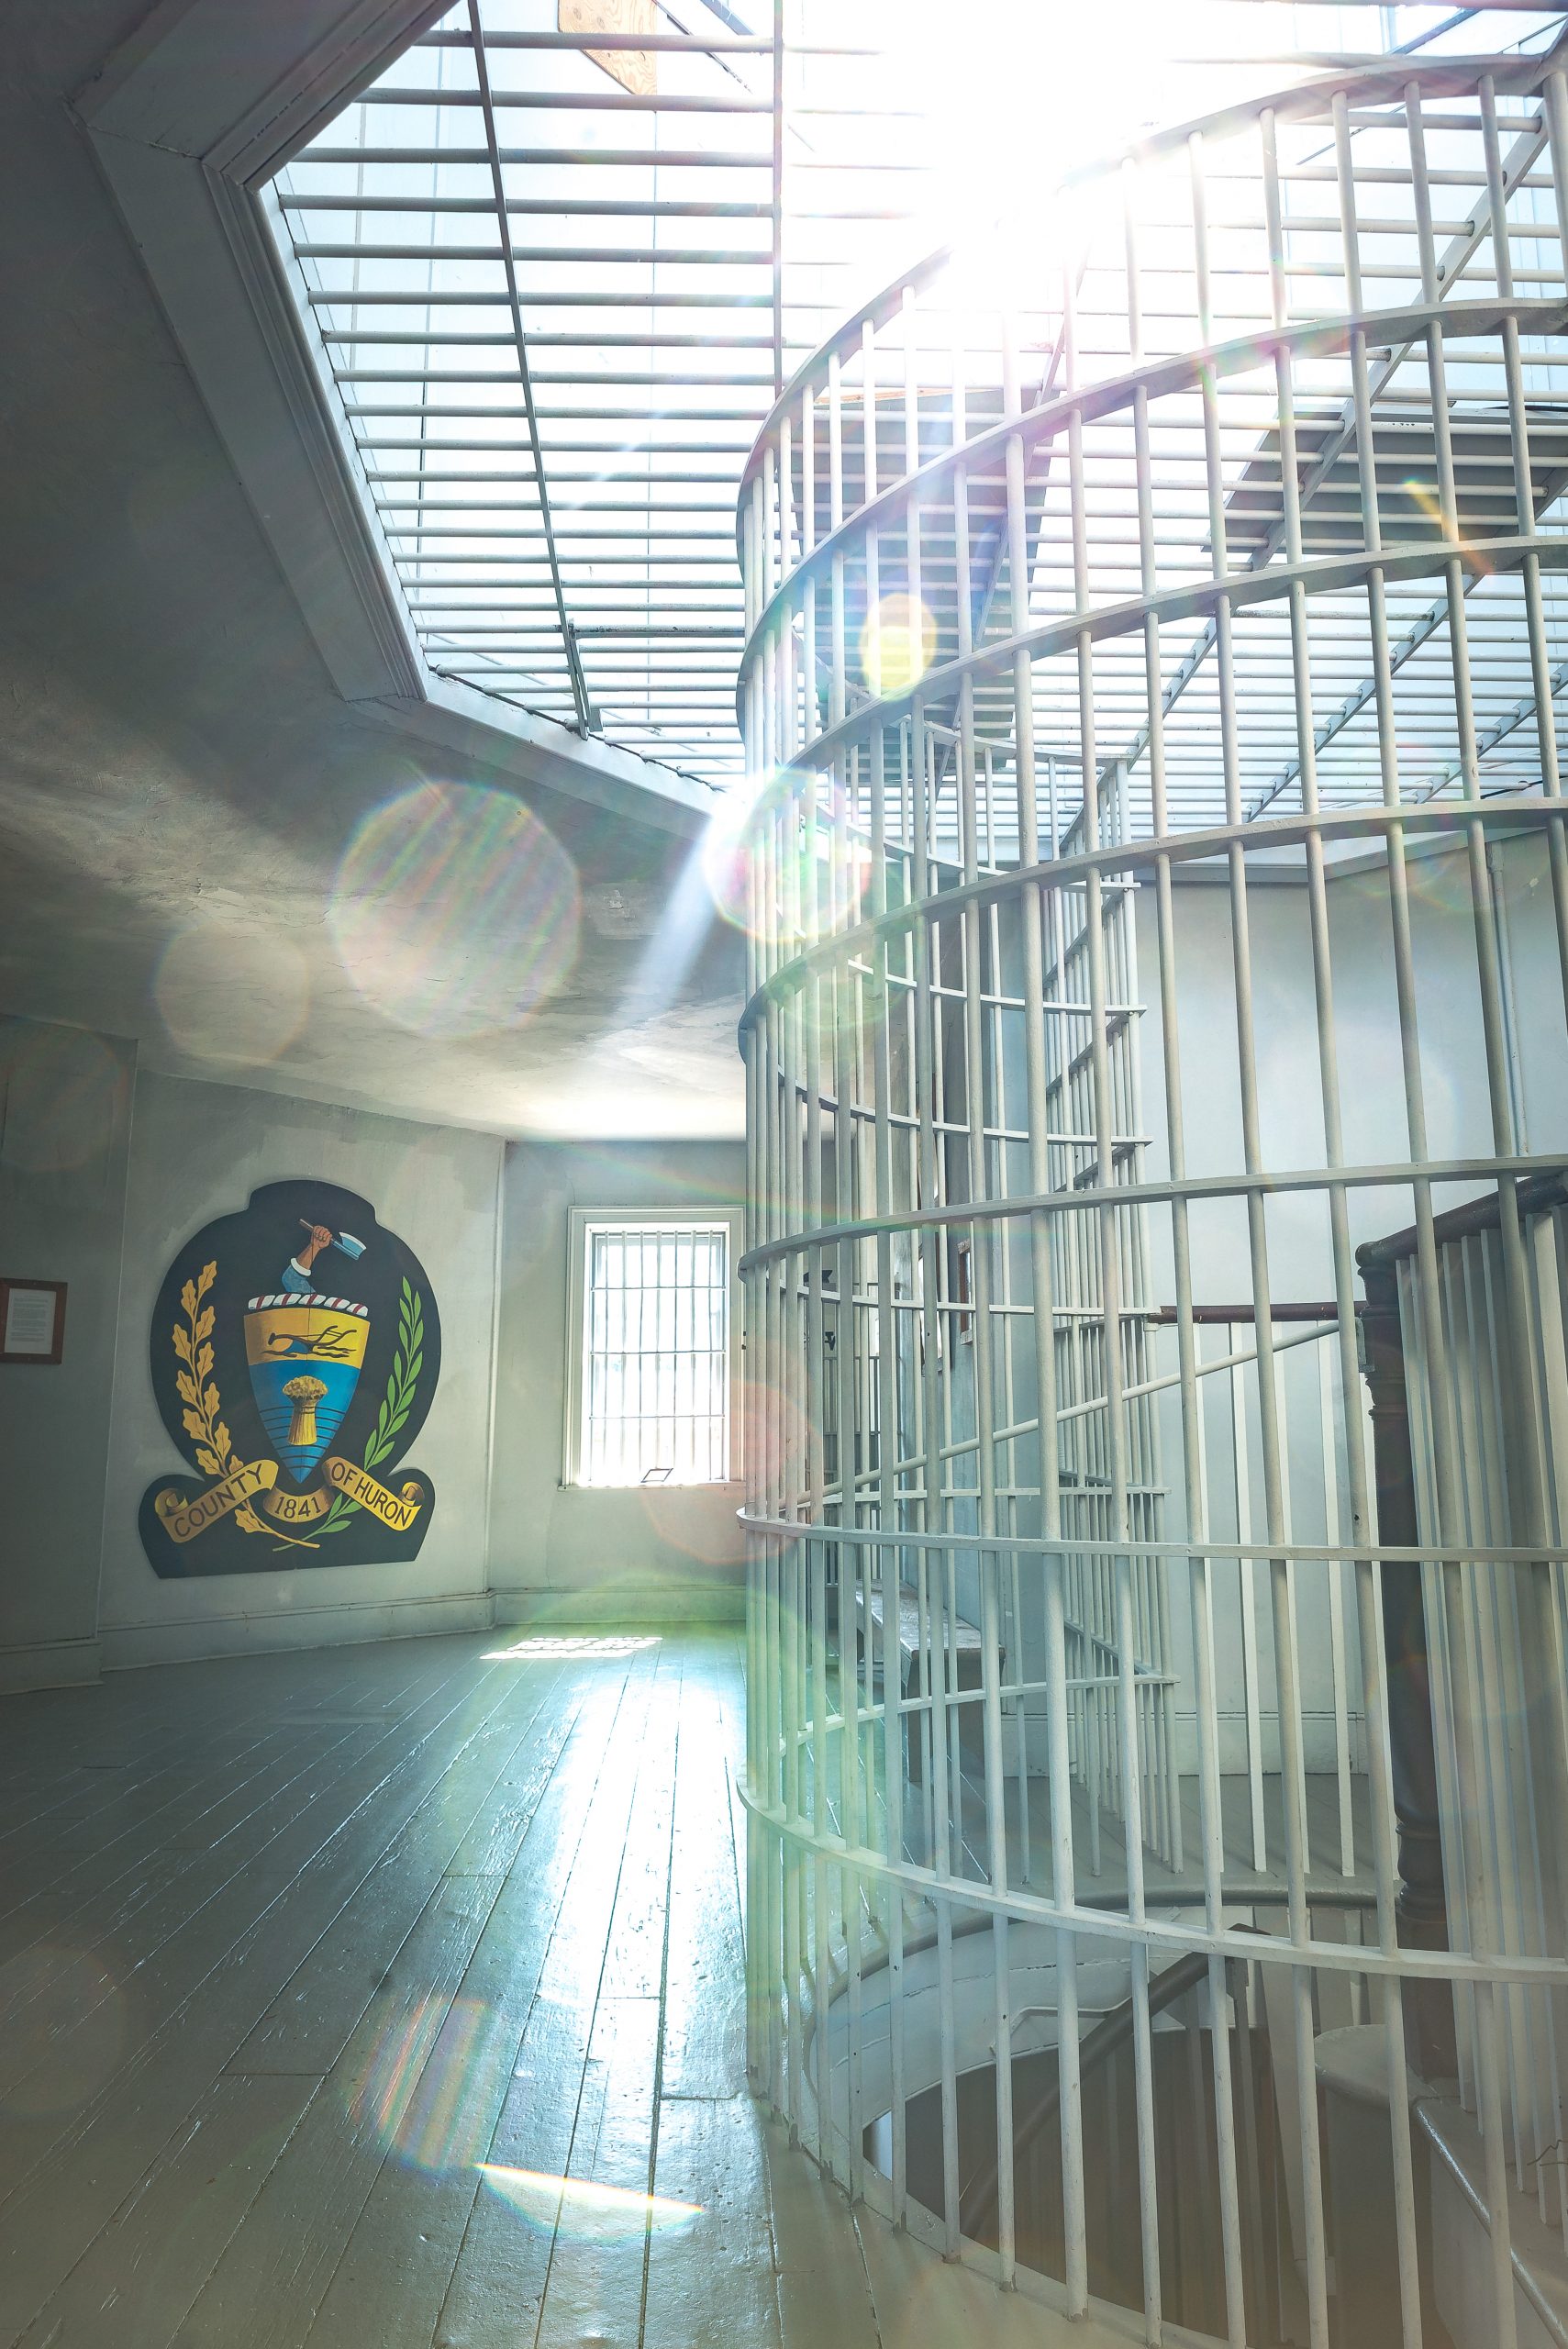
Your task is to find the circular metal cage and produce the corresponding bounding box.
[738,46,1568,2349]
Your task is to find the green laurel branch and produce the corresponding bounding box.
[317,1280,423,1538]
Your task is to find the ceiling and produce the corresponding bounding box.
[6,0,1560,1146]
[0,0,747,1141]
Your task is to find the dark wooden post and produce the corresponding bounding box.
[1355,1243,1454,2081]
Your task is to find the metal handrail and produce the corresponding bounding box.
[738,294,1568,722]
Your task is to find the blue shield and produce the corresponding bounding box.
[243,1297,369,1485]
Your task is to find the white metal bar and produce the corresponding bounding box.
[737,42,1568,2347]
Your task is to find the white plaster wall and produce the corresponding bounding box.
[489,1136,749,1624]
[0,1016,136,1689]
[98,1070,505,1666]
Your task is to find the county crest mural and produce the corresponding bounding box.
[139,1180,440,1576]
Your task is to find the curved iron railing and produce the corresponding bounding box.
[738,43,1568,2348]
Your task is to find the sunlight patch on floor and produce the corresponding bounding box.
[482,1633,662,1660]
[479,2165,701,2237]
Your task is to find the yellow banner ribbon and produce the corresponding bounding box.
[155,1460,275,1544]
[261,1483,332,1528]
[321,1454,425,1532]
[156,1454,424,1544]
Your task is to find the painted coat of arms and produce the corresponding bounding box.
[139,1180,440,1575]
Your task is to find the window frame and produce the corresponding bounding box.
[562,1205,742,1491]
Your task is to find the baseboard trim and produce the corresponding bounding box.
[12,1584,740,1682]
[489,1586,745,1630]
[99,1591,493,1672]
[0,1636,103,1695]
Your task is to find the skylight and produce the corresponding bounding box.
[264,0,1564,792]
[264,0,956,787]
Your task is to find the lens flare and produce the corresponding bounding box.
[1405,841,1481,918]
[860,594,938,699]
[701,775,873,945]
[1334,828,1476,922]
[155,919,309,1070]
[635,1480,748,1567]
[0,1023,127,1172]
[330,782,579,1038]
[1402,475,1493,573]
[698,779,769,935]
[480,2165,702,2239]
[346,1994,514,2173]
[731,1375,814,1505]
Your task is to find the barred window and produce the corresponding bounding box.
[574,1219,730,1486]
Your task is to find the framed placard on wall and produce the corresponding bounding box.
[0,1279,67,1365]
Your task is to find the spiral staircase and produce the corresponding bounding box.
[738,40,1568,2349]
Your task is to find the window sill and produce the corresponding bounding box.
[558,1479,740,1494]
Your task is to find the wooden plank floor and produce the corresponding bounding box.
[0,1624,1079,2349]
